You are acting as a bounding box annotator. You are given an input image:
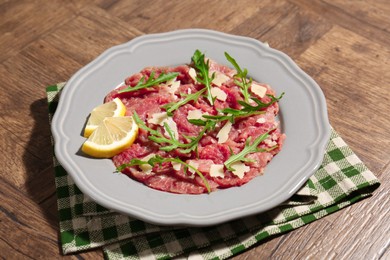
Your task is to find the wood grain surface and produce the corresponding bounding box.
[1,0,389,259]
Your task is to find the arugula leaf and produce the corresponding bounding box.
[202,108,265,124]
[133,111,214,154]
[224,130,274,171]
[239,92,285,111]
[162,88,206,116]
[192,50,215,105]
[116,158,146,172]
[117,155,211,193]
[133,112,184,152]
[224,52,252,102]
[188,102,267,127]
[179,120,217,154]
[118,71,179,93]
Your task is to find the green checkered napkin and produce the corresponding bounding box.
[47,83,380,259]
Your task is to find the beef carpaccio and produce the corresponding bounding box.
[105,51,285,194]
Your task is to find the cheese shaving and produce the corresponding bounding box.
[189,68,197,82]
[139,154,156,174]
[148,112,179,139]
[230,162,250,179]
[166,77,177,86]
[147,112,168,126]
[211,72,230,87]
[187,109,204,120]
[167,80,180,95]
[188,161,199,177]
[165,117,179,140]
[210,87,227,101]
[172,161,181,171]
[251,83,267,98]
[217,121,232,143]
[264,138,277,147]
[209,164,225,178]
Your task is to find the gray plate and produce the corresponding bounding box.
[51,29,330,226]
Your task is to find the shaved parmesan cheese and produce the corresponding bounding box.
[167,80,180,95]
[230,162,250,179]
[139,154,155,174]
[209,164,225,178]
[165,117,179,139]
[189,68,197,82]
[147,112,168,125]
[210,87,227,101]
[217,121,232,143]
[148,112,179,139]
[251,83,267,98]
[172,161,181,171]
[211,72,230,87]
[166,77,177,86]
[264,138,277,147]
[188,161,199,176]
[187,109,203,120]
[256,117,266,124]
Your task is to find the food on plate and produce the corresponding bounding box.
[83,50,285,194]
[81,116,139,158]
[83,98,126,137]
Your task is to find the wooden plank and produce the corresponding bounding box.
[103,0,264,33]
[0,1,76,63]
[296,26,390,174]
[0,176,67,258]
[0,177,103,259]
[44,5,144,66]
[0,44,82,157]
[322,0,390,33]
[291,0,390,47]
[231,0,332,59]
[0,0,128,63]
[0,124,51,190]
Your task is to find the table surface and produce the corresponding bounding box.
[1,0,389,259]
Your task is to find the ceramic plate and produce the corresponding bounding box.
[51,29,330,226]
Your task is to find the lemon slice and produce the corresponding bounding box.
[81,116,139,158]
[83,98,126,137]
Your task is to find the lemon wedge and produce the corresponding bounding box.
[83,98,126,137]
[81,116,139,158]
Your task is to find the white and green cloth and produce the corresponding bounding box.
[47,83,380,259]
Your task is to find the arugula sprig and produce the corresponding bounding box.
[224,52,252,103]
[224,130,275,171]
[239,92,285,111]
[162,88,206,116]
[179,120,217,154]
[189,109,265,126]
[187,92,283,126]
[133,111,184,152]
[192,50,215,105]
[133,111,215,154]
[116,155,211,193]
[118,71,179,93]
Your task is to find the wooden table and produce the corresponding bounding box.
[1,1,389,259]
